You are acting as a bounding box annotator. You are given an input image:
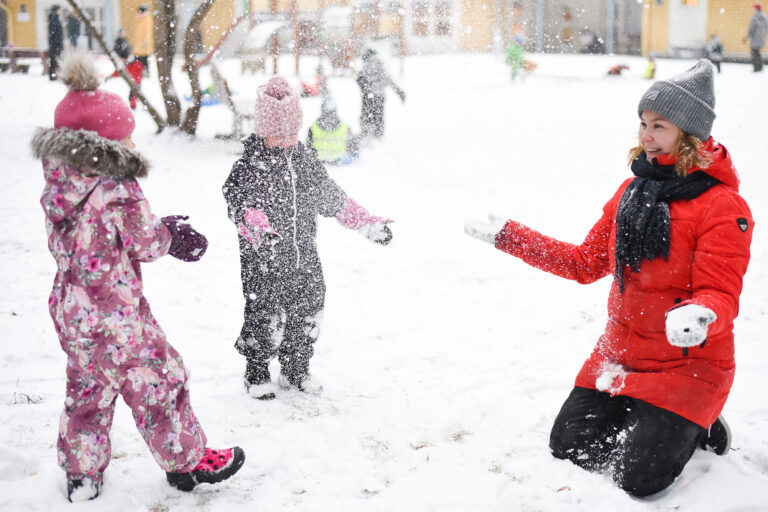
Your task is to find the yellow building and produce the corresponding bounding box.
[4,1,757,58]
[642,0,757,58]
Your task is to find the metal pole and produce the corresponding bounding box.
[606,0,616,54]
[536,0,545,52]
[292,0,299,74]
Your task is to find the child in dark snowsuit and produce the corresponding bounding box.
[356,48,405,140]
[32,51,244,502]
[223,76,393,400]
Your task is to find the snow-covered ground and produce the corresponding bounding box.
[1,51,767,511]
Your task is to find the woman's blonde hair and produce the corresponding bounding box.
[627,132,713,176]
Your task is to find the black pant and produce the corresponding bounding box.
[49,47,62,79]
[136,55,150,75]
[236,245,326,382]
[751,48,763,72]
[236,302,322,382]
[360,94,385,139]
[550,387,704,497]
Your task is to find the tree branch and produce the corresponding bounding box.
[63,0,166,133]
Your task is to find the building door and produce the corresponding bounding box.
[461,0,494,51]
[81,6,104,50]
[668,0,708,57]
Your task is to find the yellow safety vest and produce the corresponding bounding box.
[310,122,348,161]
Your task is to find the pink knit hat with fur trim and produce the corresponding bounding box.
[254,76,302,137]
[54,50,135,141]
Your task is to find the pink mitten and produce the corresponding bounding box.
[238,208,279,249]
[336,198,391,230]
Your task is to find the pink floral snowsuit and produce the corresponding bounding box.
[32,128,206,482]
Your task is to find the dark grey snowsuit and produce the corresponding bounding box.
[356,54,405,139]
[223,135,347,381]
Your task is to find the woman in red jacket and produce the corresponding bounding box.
[466,60,753,497]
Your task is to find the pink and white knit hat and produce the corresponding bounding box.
[54,50,135,141]
[254,76,302,138]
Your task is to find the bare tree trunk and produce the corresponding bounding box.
[181,0,216,135]
[63,0,166,133]
[154,1,182,126]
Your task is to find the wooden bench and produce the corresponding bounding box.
[209,62,254,140]
[240,53,266,74]
[0,47,49,75]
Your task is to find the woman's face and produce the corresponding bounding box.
[265,134,298,149]
[638,110,681,162]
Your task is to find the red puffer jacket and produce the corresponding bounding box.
[495,139,753,428]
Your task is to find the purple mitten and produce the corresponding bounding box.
[161,215,208,262]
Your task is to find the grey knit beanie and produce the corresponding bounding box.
[637,59,716,140]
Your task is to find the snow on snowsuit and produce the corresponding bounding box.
[495,140,752,430]
[32,127,206,482]
[223,136,349,381]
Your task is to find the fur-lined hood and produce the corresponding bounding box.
[31,127,149,179]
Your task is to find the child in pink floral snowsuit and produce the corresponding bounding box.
[31,50,244,502]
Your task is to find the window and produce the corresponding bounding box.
[435,1,451,36]
[412,1,429,37]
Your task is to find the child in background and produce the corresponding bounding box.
[223,76,393,400]
[466,60,752,497]
[705,34,724,73]
[643,55,656,79]
[31,50,244,502]
[307,98,359,165]
[109,28,144,110]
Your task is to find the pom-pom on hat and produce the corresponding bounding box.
[637,59,716,141]
[253,76,302,138]
[54,50,135,141]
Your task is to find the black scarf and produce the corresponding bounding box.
[613,154,720,292]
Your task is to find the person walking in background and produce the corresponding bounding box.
[108,28,144,110]
[466,60,752,497]
[31,51,245,502]
[65,10,80,48]
[642,55,656,79]
[705,34,723,73]
[133,5,153,77]
[47,5,64,80]
[745,2,768,72]
[223,76,393,400]
[114,27,131,61]
[356,48,405,140]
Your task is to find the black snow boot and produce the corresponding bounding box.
[244,359,276,400]
[167,446,246,492]
[700,414,731,455]
[67,477,102,502]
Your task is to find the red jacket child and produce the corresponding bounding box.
[110,58,144,109]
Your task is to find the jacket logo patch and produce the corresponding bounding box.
[737,218,749,232]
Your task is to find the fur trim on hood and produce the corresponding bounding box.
[31,127,149,179]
